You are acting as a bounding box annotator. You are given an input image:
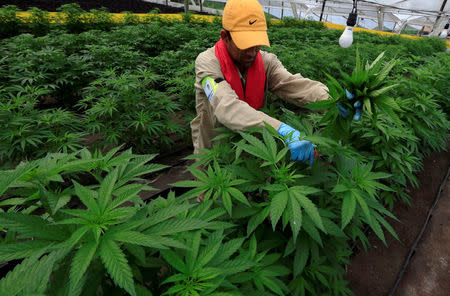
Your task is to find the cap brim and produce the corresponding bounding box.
[230,30,270,50]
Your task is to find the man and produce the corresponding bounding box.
[190,0,329,165]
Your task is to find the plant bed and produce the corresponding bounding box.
[346,146,450,296]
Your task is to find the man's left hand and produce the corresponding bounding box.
[338,89,363,121]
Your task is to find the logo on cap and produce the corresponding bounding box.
[249,19,257,25]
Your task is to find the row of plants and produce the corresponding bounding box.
[0,9,447,168]
[1,50,448,295]
[0,3,326,38]
[0,4,163,38]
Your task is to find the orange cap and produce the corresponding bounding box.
[222,0,270,50]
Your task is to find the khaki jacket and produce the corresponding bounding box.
[190,46,329,154]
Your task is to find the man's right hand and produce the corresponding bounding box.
[277,123,316,165]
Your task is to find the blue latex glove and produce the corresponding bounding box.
[277,123,316,165]
[337,89,363,121]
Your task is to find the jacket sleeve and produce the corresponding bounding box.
[264,52,329,106]
[195,48,282,132]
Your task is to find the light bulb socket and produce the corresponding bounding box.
[347,12,357,27]
[444,23,449,29]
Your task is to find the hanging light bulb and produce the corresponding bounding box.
[339,1,358,48]
[439,23,449,38]
[339,26,354,48]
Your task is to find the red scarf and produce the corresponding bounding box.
[215,39,265,109]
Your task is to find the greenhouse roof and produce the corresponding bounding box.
[146,0,450,35]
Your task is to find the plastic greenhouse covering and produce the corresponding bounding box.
[146,0,450,34]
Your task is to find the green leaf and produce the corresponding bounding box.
[228,187,250,206]
[237,131,271,161]
[196,240,222,270]
[0,251,42,295]
[151,236,187,249]
[303,99,335,111]
[247,207,269,235]
[364,97,372,116]
[98,168,118,211]
[222,191,232,216]
[23,250,61,294]
[103,207,136,222]
[0,212,63,241]
[372,58,396,88]
[368,51,385,69]
[124,244,146,263]
[354,190,371,223]
[108,184,144,210]
[290,186,321,196]
[185,231,201,274]
[322,217,346,238]
[161,250,186,273]
[368,216,386,245]
[370,84,398,98]
[196,267,222,281]
[136,284,153,296]
[287,196,302,243]
[293,238,309,277]
[302,216,322,246]
[73,181,100,215]
[291,191,325,232]
[260,276,286,296]
[143,204,195,229]
[0,162,35,196]
[270,190,289,230]
[99,238,136,296]
[161,273,188,285]
[377,97,403,127]
[341,191,356,229]
[39,187,59,216]
[107,231,167,249]
[0,240,52,262]
[146,218,209,235]
[57,226,90,254]
[117,155,166,187]
[373,212,399,241]
[69,240,99,296]
[162,284,186,295]
[332,184,348,193]
[220,258,256,274]
[211,237,245,265]
[262,127,277,162]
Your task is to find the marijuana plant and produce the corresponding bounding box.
[0,149,209,295]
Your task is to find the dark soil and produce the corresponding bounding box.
[1,0,185,14]
[346,147,450,296]
[395,174,450,296]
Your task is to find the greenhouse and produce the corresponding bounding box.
[0,0,448,295]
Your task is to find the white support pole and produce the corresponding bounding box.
[430,15,448,36]
[393,20,407,34]
[304,7,314,20]
[290,2,299,19]
[431,0,448,36]
[377,7,384,31]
